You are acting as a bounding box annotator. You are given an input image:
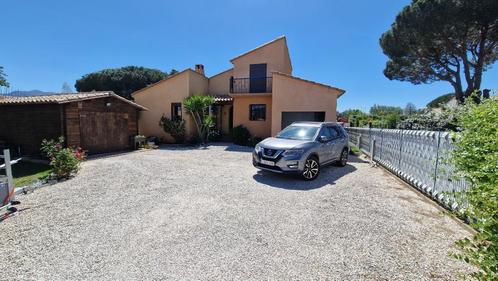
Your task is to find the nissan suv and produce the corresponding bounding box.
[253,122,349,180]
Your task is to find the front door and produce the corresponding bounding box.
[249,63,267,93]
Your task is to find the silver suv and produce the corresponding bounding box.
[253,122,349,180]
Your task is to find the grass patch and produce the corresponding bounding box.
[10,161,52,187]
[350,146,361,155]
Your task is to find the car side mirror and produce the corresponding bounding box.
[319,136,331,142]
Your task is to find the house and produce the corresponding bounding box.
[0,92,147,156]
[132,36,345,142]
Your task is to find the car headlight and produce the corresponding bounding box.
[254,144,262,153]
[282,149,304,157]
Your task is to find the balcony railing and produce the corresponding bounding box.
[229,77,272,94]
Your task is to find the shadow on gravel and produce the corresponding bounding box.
[86,149,135,160]
[253,164,357,190]
[158,142,253,153]
[347,155,368,163]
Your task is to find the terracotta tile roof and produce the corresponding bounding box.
[0,91,148,110]
[272,72,346,97]
[214,95,233,102]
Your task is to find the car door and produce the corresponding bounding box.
[316,127,335,163]
[328,126,344,161]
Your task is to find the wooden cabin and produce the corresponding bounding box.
[0,92,148,156]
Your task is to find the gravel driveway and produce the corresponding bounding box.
[0,144,473,280]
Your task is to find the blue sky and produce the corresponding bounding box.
[2,0,498,112]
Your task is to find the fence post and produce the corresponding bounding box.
[357,134,361,149]
[3,149,14,202]
[370,138,376,165]
[433,131,442,193]
[398,130,404,169]
[379,129,384,160]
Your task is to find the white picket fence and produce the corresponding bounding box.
[346,127,469,210]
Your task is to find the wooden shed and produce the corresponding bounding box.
[0,92,148,156]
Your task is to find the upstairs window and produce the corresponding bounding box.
[171,103,182,120]
[249,104,266,121]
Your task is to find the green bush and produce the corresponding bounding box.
[232,125,251,146]
[159,115,185,143]
[41,137,83,179]
[451,96,498,280]
[208,129,222,142]
[183,95,215,143]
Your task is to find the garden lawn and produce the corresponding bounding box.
[12,161,51,187]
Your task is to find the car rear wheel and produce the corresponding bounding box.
[302,156,320,180]
[336,148,348,167]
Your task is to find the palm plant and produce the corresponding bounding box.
[183,95,215,143]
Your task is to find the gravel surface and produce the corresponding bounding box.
[0,144,473,280]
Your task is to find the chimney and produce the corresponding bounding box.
[195,64,205,76]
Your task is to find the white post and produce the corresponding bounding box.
[357,134,361,149]
[3,149,14,202]
[370,138,376,165]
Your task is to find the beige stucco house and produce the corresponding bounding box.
[132,36,345,142]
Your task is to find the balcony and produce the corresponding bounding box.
[229,77,272,94]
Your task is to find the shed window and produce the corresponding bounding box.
[171,103,182,120]
[249,104,266,121]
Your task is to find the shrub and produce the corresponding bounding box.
[397,111,458,131]
[232,125,251,146]
[134,135,146,148]
[183,95,215,143]
[208,129,222,142]
[41,137,84,179]
[159,115,185,143]
[451,96,498,280]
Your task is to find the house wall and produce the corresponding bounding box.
[231,38,292,79]
[232,95,272,138]
[132,70,209,142]
[208,69,233,95]
[221,105,232,134]
[0,104,63,156]
[271,73,340,136]
[188,70,209,96]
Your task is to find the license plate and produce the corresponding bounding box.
[260,159,275,166]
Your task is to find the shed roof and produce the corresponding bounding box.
[0,91,148,110]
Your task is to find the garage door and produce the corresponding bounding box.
[79,112,129,154]
[281,112,326,129]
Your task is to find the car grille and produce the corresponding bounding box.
[263,148,282,158]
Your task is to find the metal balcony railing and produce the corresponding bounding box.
[229,77,272,94]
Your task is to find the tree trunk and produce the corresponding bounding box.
[454,85,465,104]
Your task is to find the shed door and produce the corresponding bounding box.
[281,112,326,130]
[79,112,129,154]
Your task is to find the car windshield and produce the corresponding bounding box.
[276,125,319,141]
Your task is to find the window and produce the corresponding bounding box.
[249,104,266,121]
[276,125,319,141]
[319,126,340,141]
[328,127,340,139]
[171,103,182,120]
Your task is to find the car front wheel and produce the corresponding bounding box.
[336,148,348,167]
[302,156,320,180]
